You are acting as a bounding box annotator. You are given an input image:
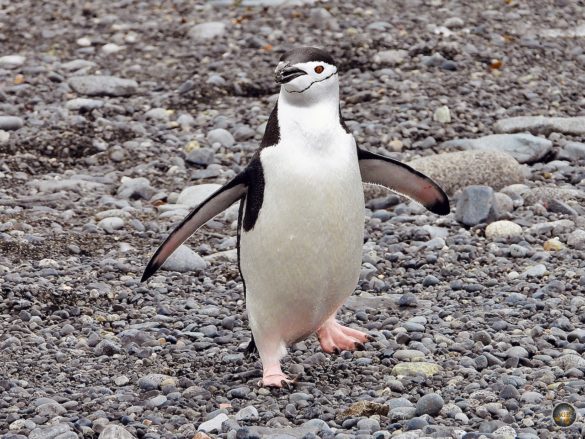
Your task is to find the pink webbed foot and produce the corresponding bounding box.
[317,320,371,354]
[258,364,294,388]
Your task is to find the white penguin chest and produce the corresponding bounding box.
[240,132,365,339]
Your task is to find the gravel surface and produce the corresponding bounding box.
[1,0,585,438]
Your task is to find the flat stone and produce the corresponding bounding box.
[443,133,552,164]
[338,400,389,418]
[523,264,547,278]
[65,98,104,111]
[0,54,25,67]
[494,115,585,136]
[161,244,207,273]
[394,349,425,361]
[392,362,442,377]
[68,75,138,97]
[98,217,125,233]
[408,150,524,195]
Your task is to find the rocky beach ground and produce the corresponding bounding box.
[1,0,585,438]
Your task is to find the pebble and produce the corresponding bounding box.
[567,229,585,250]
[117,177,155,200]
[190,22,226,40]
[455,185,498,226]
[485,220,522,240]
[522,264,547,278]
[374,49,409,66]
[176,184,222,207]
[392,362,442,377]
[415,393,444,416]
[198,413,229,433]
[68,75,138,97]
[207,128,235,148]
[65,98,104,111]
[98,217,125,233]
[0,116,24,131]
[98,425,135,439]
[433,105,451,123]
[558,141,585,161]
[160,245,207,273]
[0,54,25,67]
[235,405,259,421]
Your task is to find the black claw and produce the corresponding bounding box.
[355,342,366,351]
[366,334,375,342]
[333,347,341,355]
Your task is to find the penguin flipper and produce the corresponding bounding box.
[141,173,248,282]
[357,148,450,215]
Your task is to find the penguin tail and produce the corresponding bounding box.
[244,336,257,357]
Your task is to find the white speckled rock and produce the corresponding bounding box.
[485,220,522,240]
[198,413,229,433]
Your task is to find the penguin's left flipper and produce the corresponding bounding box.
[357,148,450,215]
[141,173,248,282]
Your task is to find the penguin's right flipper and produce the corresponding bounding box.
[141,173,248,282]
[357,148,450,215]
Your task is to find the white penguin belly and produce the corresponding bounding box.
[240,139,365,346]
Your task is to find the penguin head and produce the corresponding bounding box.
[275,47,338,101]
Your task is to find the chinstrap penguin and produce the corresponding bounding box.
[142,47,450,388]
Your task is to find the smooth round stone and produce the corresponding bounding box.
[0,116,24,131]
[485,220,522,240]
[394,350,425,362]
[505,346,529,359]
[415,393,444,416]
[97,217,124,233]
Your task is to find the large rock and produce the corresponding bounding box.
[442,133,552,164]
[523,186,585,206]
[29,424,72,439]
[68,75,138,97]
[455,185,498,226]
[161,245,207,273]
[408,150,524,195]
[494,116,585,136]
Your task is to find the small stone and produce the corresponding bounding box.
[397,293,418,307]
[198,413,229,433]
[161,245,207,273]
[0,130,9,145]
[117,177,155,200]
[114,376,130,386]
[422,275,440,286]
[102,43,123,54]
[190,22,226,41]
[235,406,259,421]
[485,220,522,240]
[138,374,175,390]
[94,339,122,356]
[455,185,498,226]
[68,75,138,97]
[29,424,71,439]
[98,425,136,439]
[392,362,442,377]
[415,393,444,416]
[494,115,585,136]
[374,49,409,66]
[0,116,24,131]
[558,141,585,161]
[176,184,222,207]
[567,229,585,250]
[98,217,125,233]
[444,17,464,28]
[207,128,235,148]
[523,264,547,278]
[65,98,104,111]
[394,350,425,362]
[506,346,529,359]
[145,108,171,121]
[186,148,215,166]
[433,105,451,123]
[339,401,389,419]
[147,395,167,408]
[0,54,25,67]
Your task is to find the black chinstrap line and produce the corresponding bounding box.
[286,70,338,94]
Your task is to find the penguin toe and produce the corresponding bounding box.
[354,342,366,351]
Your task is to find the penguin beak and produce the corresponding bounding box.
[275,64,307,84]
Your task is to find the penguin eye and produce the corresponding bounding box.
[314,65,324,74]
